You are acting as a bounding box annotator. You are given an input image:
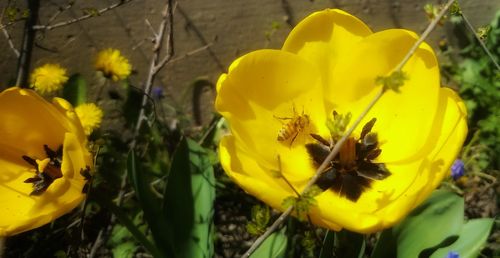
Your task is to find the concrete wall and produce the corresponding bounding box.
[0,0,498,124]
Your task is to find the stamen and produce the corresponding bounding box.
[339,137,356,169]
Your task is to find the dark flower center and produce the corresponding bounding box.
[306,118,391,202]
[22,145,63,196]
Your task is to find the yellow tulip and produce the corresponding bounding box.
[215,9,467,233]
[0,87,92,236]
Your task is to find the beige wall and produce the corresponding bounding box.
[0,0,498,124]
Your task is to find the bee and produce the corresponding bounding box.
[275,105,310,146]
[23,145,63,196]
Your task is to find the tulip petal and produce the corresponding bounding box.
[216,50,330,184]
[330,29,440,163]
[0,133,87,236]
[283,9,372,89]
[0,88,73,157]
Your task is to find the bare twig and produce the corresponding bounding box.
[0,237,5,258]
[89,230,104,258]
[118,0,174,207]
[242,0,456,256]
[130,0,175,149]
[1,29,18,57]
[460,13,500,71]
[15,0,39,87]
[32,0,135,30]
[0,8,20,58]
[46,0,77,26]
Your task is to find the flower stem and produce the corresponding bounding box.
[0,237,5,258]
[242,0,456,257]
[460,12,500,71]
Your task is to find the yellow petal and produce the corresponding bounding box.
[0,88,70,157]
[313,87,467,233]
[0,87,91,236]
[331,29,440,163]
[0,133,88,236]
[283,9,372,90]
[216,49,329,185]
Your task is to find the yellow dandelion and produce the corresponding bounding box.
[30,63,69,94]
[95,48,132,81]
[75,103,103,135]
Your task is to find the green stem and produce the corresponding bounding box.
[461,13,500,71]
[96,197,162,258]
[471,171,497,183]
[0,237,5,258]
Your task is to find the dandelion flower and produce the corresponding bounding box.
[95,48,132,81]
[215,9,467,233]
[0,87,92,236]
[30,63,68,94]
[75,103,104,135]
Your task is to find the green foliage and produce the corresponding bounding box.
[63,74,87,106]
[163,138,216,258]
[449,1,462,16]
[443,10,500,169]
[247,205,271,236]
[250,227,288,258]
[375,70,408,93]
[282,186,322,221]
[334,230,365,258]
[371,190,493,258]
[430,218,494,258]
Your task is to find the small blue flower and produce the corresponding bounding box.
[451,159,465,180]
[446,251,460,258]
[152,86,164,100]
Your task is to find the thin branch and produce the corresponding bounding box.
[460,13,500,71]
[167,43,212,64]
[46,0,77,26]
[130,0,174,149]
[32,0,135,30]
[0,8,19,57]
[0,237,5,258]
[242,0,456,256]
[15,0,39,87]
[117,0,174,209]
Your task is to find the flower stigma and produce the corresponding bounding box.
[306,112,390,202]
[22,145,64,196]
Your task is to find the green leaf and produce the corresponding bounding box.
[334,230,365,258]
[63,74,87,106]
[430,218,494,258]
[163,138,215,258]
[319,230,335,258]
[371,229,397,258]
[112,242,138,258]
[127,150,173,257]
[393,190,464,258]
[250,228,288,258]
[96,195,161,258]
